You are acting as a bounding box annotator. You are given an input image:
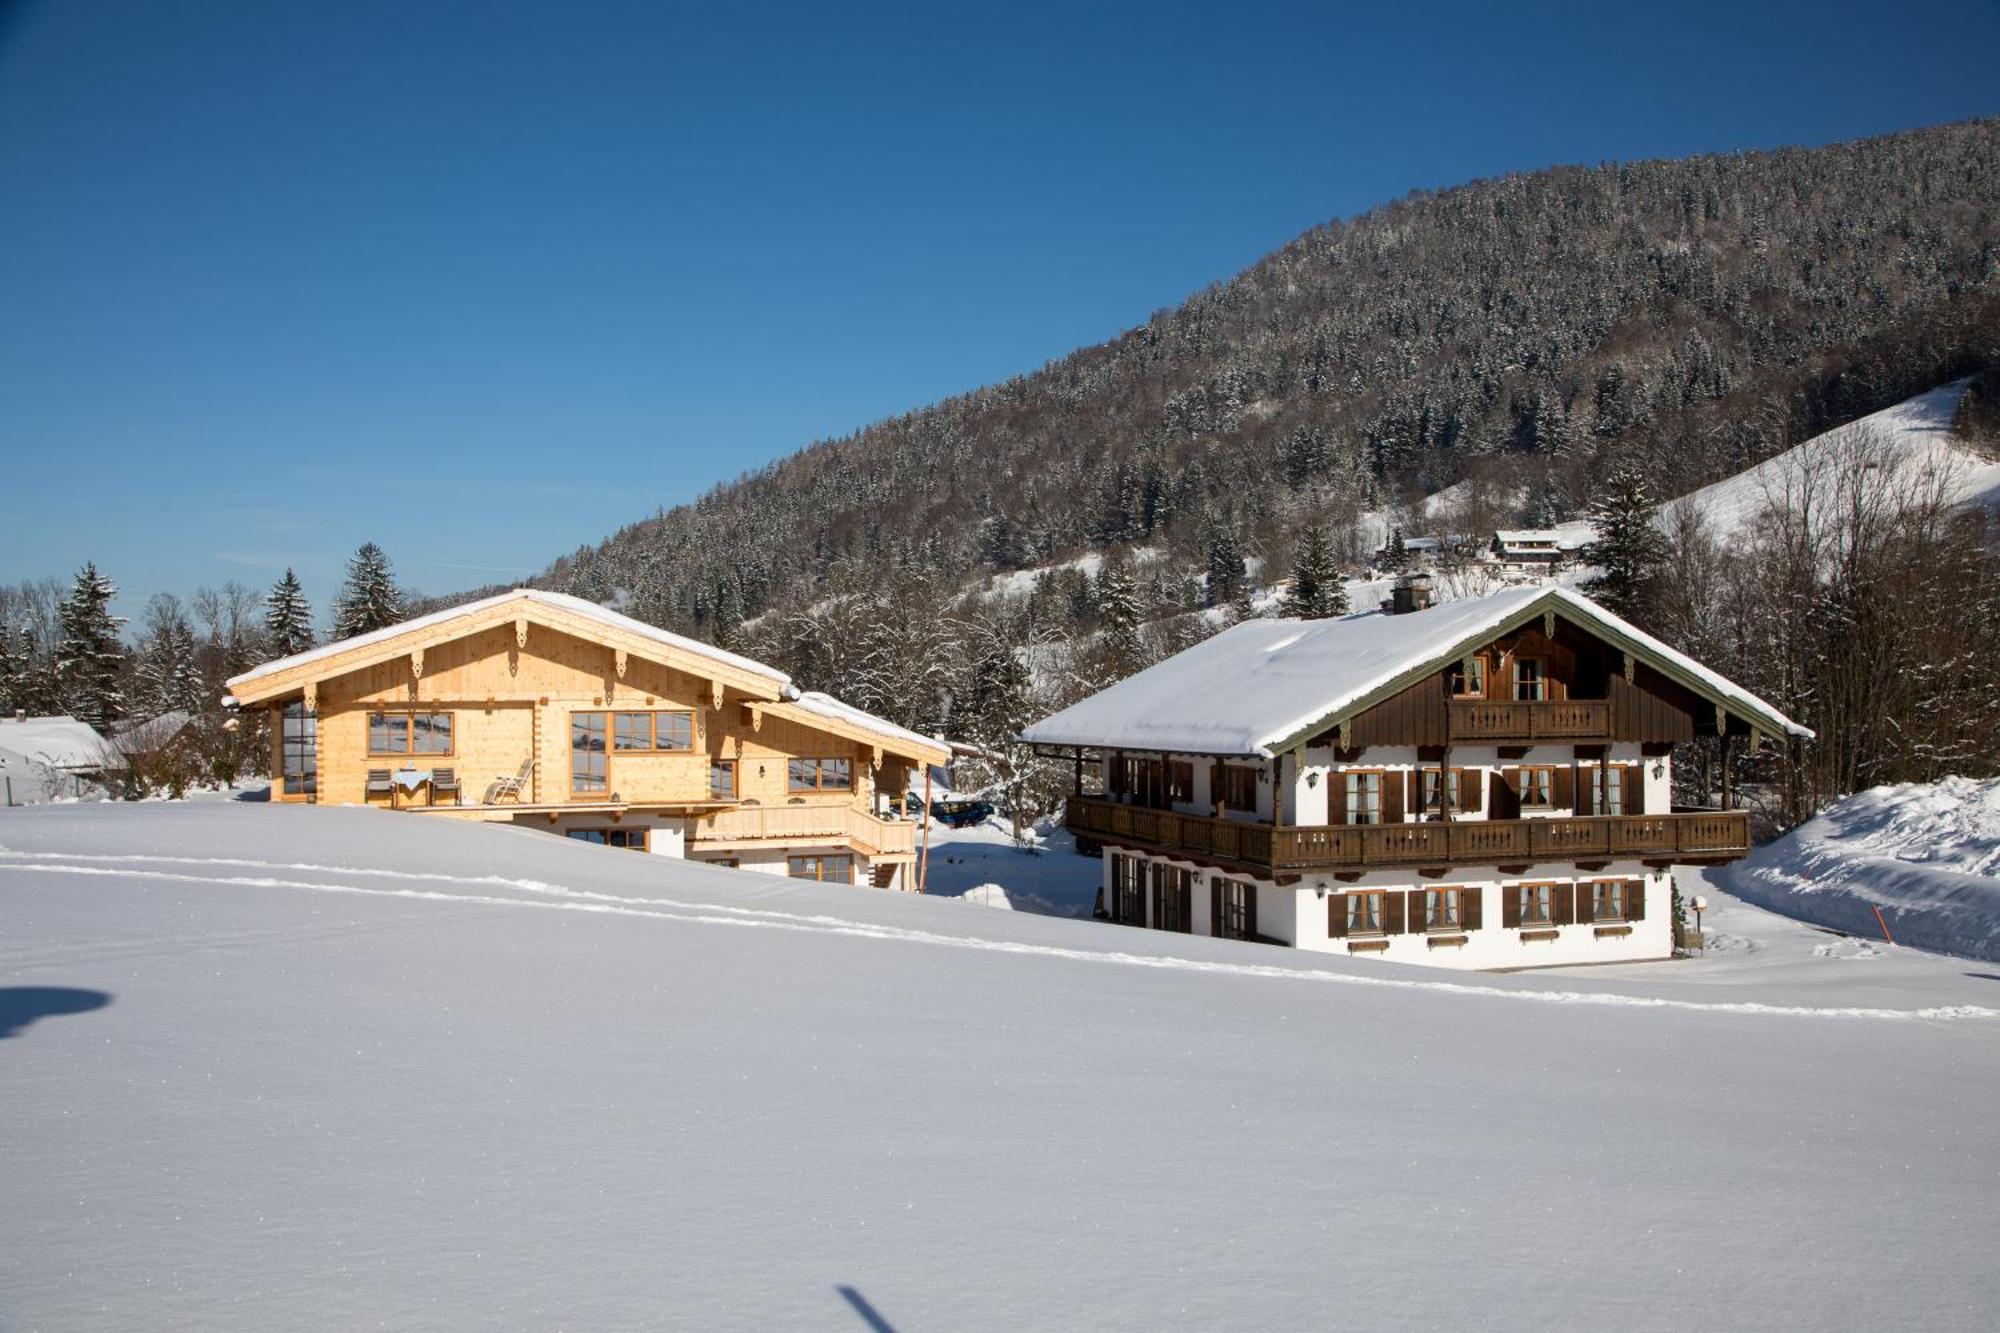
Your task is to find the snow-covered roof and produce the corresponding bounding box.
[0,715,109,771]
[111,711,193,752]
[1019,584,1811,756]
[789,691,950,763]
[226,588,792,694]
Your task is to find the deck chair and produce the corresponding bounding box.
[485,758,534,804]
[429,767,462,806]
[365,769,394,807]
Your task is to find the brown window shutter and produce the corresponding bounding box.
[1576,766,1596,816]
[1404,889,1426,933]
[1462,886,1483,930]
[1212,882,1222,936]
[1384,891,1405,934]
[1457,767,1479,813]
[1576,883,1596,925]
[1627,878,1646,921]
[1209,759,1222,809]
[1553,882,1575,925]
[1328,892,1348,938]
[1246,883,1258,940]
[1627,764,1646,815]
[1384,771,1405,823]
[1554,766,1574,811]
[1502,884,1521,928]
[1327,771,1347,824]
[1491,769,1521,820]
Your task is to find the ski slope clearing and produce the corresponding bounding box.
[1662,379,2000,547]
[1717,776,2000,963]
[4,803,1999,1330]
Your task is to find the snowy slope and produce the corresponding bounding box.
[1661,380,2000,547]
[1717,776,2000,963]
[3,802,1999,1331]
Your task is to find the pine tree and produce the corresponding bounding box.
[0,622,20,714]
[1579,465,1668,622]
[1382,527,1409,573]
[332,543,404,638]
[1204,519,1245,607]
[264,568,315,658]
[1092,557,1144,678]
[56,562,126,730]
[136,600,203,717]
[1283,524,1350,619]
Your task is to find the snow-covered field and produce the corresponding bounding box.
[5,801,2000,1330]
[1717,776,2000,963]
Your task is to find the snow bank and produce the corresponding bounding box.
[1718,776,2000,962]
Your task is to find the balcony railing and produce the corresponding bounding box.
[690,804,917,856]
[1446,698,1609,741]
[1066,795,1748,877]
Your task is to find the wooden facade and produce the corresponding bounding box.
[226,591,948,886]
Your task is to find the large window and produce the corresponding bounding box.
[1514,658,1548,701]
[567,828,648,850]
[571,711,608,795]
[1345,771,1383,825]
[1110,854,1146,925]
[280,701,316,797]
[709,759,736,800]
[1218,764,1259,813]
[789,853,854,883]
[367,710,453,757]
[788,757,852,792]
[611,710,694,753]
[1151,863,1193,934]
[1517,765,1556,808]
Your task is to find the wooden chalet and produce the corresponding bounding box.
[1020,585,1810,969]
[224,590,950,888]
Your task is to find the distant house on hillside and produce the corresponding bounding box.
[224,590,950,889]
[1020,585,1808,971]
[1489,526,1594,570]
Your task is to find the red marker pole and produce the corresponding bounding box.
[1871,905,1895,946]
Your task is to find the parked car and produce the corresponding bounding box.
[929,798,995,828]
[890,794,927,819]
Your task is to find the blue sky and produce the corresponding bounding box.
[2,0,1996,621]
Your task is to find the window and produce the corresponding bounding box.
[280,701,316,797]
[1599,764,1625,816]
[1166,760,1194,804]
[1517,765,1555,808]
[1449,656,1486,698]
[1215,878,1255,941]
[1591,880,1627,922]
[367,711,453,757]
[1516,883,1555,927]
[788,853,854,883]
[1111,854,1146,925]
[1218,764,1259,813]
[612,710,695,753]
[1151,863,1193,933]
[1346,891,1386,935]
[1425,887,1463,931]
[709,759,736,800]
[788,757,852,792]
[567,828,648,850]
[1514,658,1548,701]
[1345,771,1383,825]
[571,712,608,795]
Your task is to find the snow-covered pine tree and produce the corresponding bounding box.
[1382,527,1409,573]
[1204,519,1245,607]
[1282,524,1350,619]
[1579,465,1667,622]
[1092,557,1144,679]
[0,622,20,714]
[56,562,126,730]
[332,543,404,638]
[264,568,315,658]
[136,597,203,717]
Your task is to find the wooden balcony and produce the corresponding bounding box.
[690,804,918,858]
[1066,795,1748,879]
[1446,698,1609,741]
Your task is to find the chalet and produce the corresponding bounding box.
[1020,585,1809,969]
[1488,527,1592,570]
[223,590,950,888]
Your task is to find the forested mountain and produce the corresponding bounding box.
[537,118,2000,645]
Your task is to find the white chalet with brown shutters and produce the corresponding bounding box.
[225,590,950,889]
[1020,585,1811,970]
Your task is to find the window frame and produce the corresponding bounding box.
[1516,882,1557,927]
[1513,657,1548,702]
[1590,879,1627,923]
[280,701,317,798]
[1517,765,1556,809]
[1346,890,1386,936]
[1218,763,1259,813]
[1599,763,1625,817]
[1424,886,1464,932]
[609,709,696,754]
[570,710,609,797]
[709,758,737,801]
[1344,769,1385,825]
[1449,656,1487,698]
[1111,854,1147,925]
[787,853,855,883]
[366,709,455,759]
[788,756,854,793]
[566,827,649,851]
[1216,877,1254,941]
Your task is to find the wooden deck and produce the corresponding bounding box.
[1446,698,1608,741]
[1066,795,1749,879]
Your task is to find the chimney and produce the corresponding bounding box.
[1389,574,1433,616]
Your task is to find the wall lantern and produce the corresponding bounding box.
[1306,771,1320,788]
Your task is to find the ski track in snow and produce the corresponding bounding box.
[3,849,1996,1025]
